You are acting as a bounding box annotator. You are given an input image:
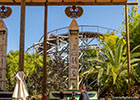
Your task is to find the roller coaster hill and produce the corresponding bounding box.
[26,25,119,62]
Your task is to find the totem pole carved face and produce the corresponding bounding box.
[0,5,12,18]
[65,5,83,18]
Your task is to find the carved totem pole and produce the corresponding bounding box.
[65,5,83,90]
[0,19,7,90]
[0,5,12,90]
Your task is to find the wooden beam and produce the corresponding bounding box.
[12,0,16,3]
[43,2,48,95]
[125,4,131,97]
[0,2,138,6]
[127,2,138,5]
[19,0,26,71]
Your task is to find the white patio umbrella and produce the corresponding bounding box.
[12,71,29,100]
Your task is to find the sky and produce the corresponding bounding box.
[2,0,140,53]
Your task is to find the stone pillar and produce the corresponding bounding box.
[0,19,7,90]
[69,18,79,90]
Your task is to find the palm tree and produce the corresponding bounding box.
[80,37,140,96]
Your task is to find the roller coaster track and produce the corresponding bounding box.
[26,25,119,62]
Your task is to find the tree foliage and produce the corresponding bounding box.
[5,1,140,98]
[81,36,140,96]
[47,57,68,92]
[6,51,43,95]
[6,51,67,99]
[121,0,140,51]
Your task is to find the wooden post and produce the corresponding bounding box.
[125,4,131,97]
[19,0,26,71]
[43,3,48,95]
[69,18,79,90]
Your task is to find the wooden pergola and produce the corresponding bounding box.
[0,0,138,5]
[0,0,138,97]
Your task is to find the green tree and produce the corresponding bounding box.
[121,0,140,51]
[6,51,68,99]
[79,46,98,90]
[6,51,19,91]
[47,57,68,92]
[6,51,43,96]
[80,37,140,96]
